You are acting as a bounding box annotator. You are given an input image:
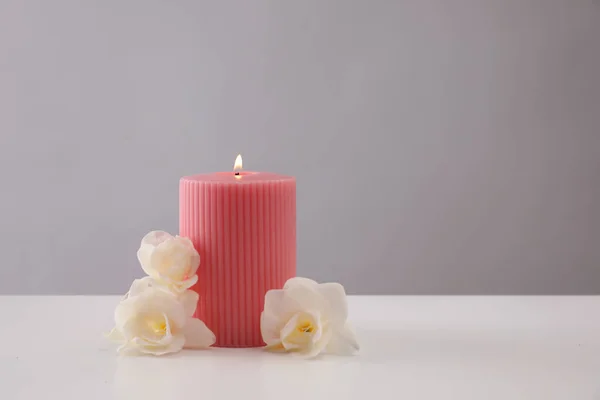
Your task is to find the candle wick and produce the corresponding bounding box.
[235,172,240,176]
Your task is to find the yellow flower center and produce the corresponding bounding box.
[147,318,167,336]
[298,321,314,333]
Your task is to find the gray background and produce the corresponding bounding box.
[1,0,599,295]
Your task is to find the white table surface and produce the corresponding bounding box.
[1,296,599,400]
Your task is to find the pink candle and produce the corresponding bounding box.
[179,156,296,347]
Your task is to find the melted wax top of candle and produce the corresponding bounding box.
[181,171,295,184]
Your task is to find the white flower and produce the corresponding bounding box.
[107,279,215,355]
[136,231,200,293]
[260,277,359,358]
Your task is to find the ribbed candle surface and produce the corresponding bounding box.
[179,172,296,347]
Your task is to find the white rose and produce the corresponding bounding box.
[260,277,359,358]
[136,231,200,293]
[107,279,215,355]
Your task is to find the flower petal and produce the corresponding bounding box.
[183,318,216,349]
[123,287,186,331]
[149,291,186,330]
[285,284,325,315]
[140,230,173,247]
[105,327,124,343]
[114,300,137,332]
[135,333,185,356]
[264,341,286,352]
[181,237,201,276]
[151,238,183,276]
[261,288,308,344]
[262,289,290,321]
[280,311,322,351]
[326,323,359,355]
[137,231,173,275]
[120,314,146,341]
[260,311,282,346]
[117,342,137,355]
[137,244,155,276]
[180,290,199,317]
[283,277,318,290]
[316,282,348,328]
[298,328,332,359]
[126,277,154,298]
[162,312,173,340]
[178,274,198,292]
[279,312,303,351]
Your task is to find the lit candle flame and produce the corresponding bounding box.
[234,154,243,173]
